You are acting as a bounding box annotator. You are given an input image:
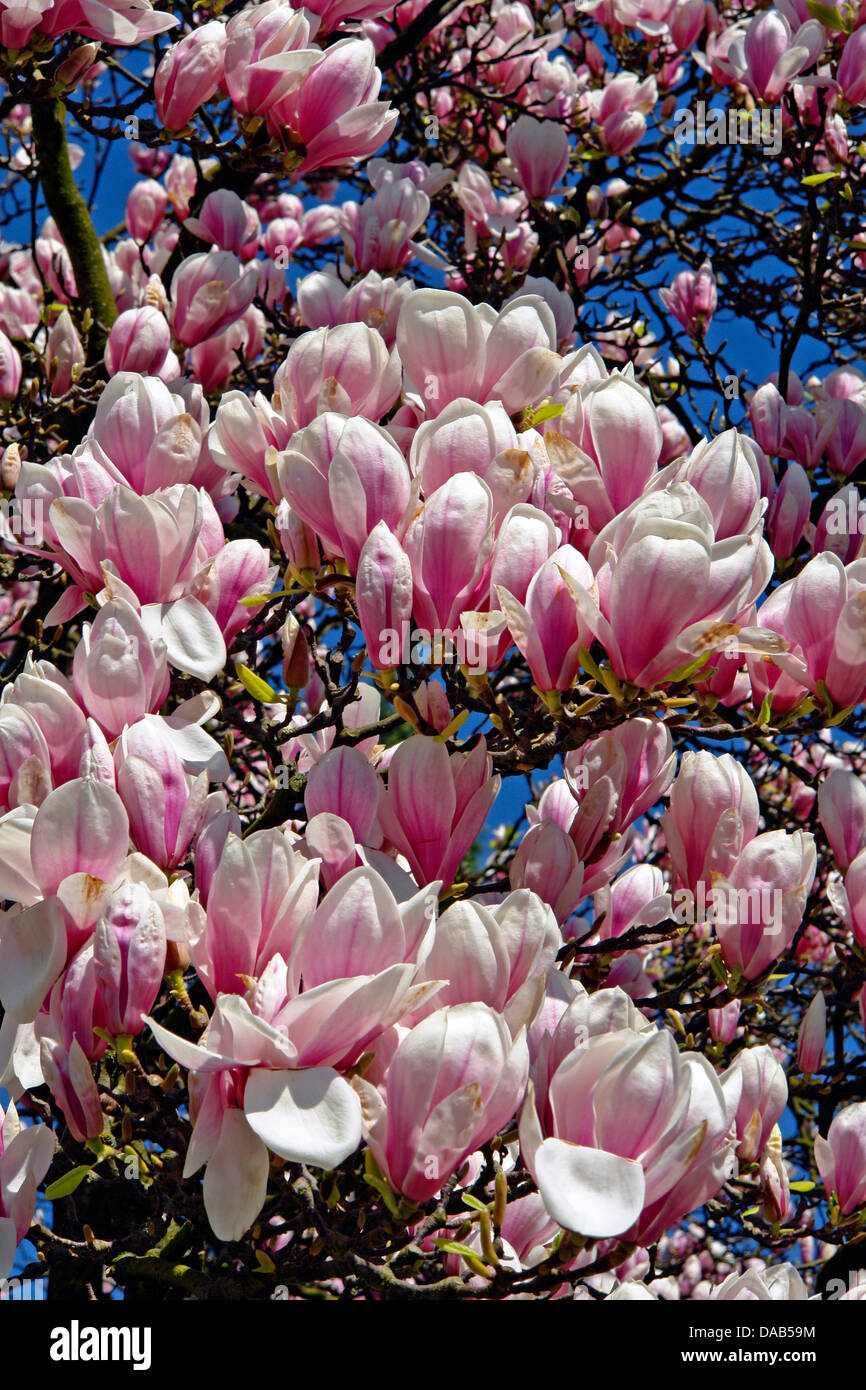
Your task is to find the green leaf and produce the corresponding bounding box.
[789,1180,816,1193]
[805,0,848,28]
[434,1239,483,1259]
[45,1165,94,1199]
[662,653,712,684]
[527,401,565,427]
[801,170,841,186]
[756,691,773,728]
[578,645,607,686]
[461,1193,489,1214]
[710,954,729,987]
[828,702,856,727]
[362,1172,401,1217]
[234,663,279,702]
[239,590,291,607]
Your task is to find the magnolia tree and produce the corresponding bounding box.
[0,0,865,1305]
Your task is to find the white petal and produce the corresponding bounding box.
[0,805,38,905]
[144,1015,236,1072]
[157,713,230,781]
[0,900,67,1023]
[153,597,227,682]
[203,1110,269,1242]
[244,1067,363,1169]
[534,1139,646,1238]
[0,1216,18,1280]
[0,1017,43,1095]
[607,1281,658,1300]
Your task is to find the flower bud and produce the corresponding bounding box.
[55,43,100,93]
[0,443,21,490]
[796,990,826,1075]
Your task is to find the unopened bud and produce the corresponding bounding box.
[144,273,168,313]
[585,185,606,219]
[796,990,826,1075]
[281,612,310,690]
[55,43,100,92]
[1,443,21,490]
[758,1125,790,1224]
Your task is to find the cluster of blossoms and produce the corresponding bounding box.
[0,0,865,1305]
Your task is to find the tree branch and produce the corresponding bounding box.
[30,97,118,358]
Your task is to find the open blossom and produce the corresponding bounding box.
[191,828,321,998]
[815,1103,866,1216]
[520,1016,741,1242]
[21,480,268,680]
[0,1102,55,1278]
[722,9,825,102]
[377,734,500,889]
[266,36,398,174]
[171,251,258,348]
[749,553,866,712]
[341,178,431,274]
[494,545,595,692]
[410,890,562,1032]
[275,412,411,570]
[353,1003,529,1202]
[3,0,176,47]
[143,872,445,1239]
[41,371,210,503]
[505,115,570,199]
[295,267,413,348]
[659,261,717,337]
[396,288,561,419]
[145,991,363,1240]
[547,367,663,533]
[0,777,183,1031]
[563,485,774,688]
[154,20,226,130]
[184,190,261,257]
[273,321,400,434]
[222,3,322,117]
[72,598,169,739]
